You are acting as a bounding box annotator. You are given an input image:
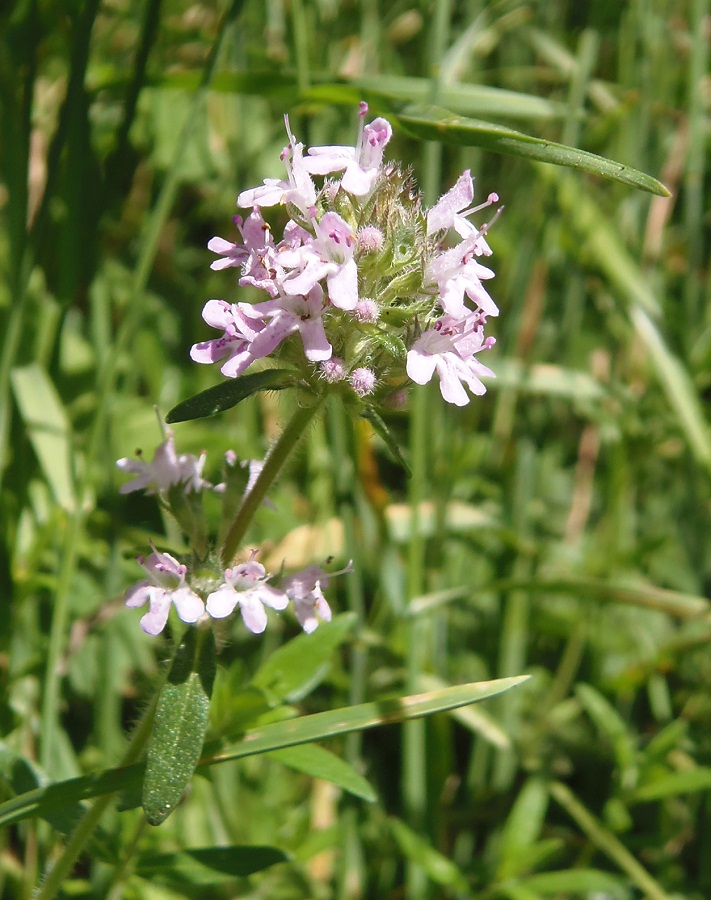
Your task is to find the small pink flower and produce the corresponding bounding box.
[237,119,317,217]
[116,432,210,495]
[282,561,352,633]
[279,212,359,310]
[246,283,333,363]
[426,233,499,320]
[125,549,205,636]
[189,299,269,378]
[406,313,496,406]
[206,555,288,633]
[357,226,384,253]
[302,107,393,197]
[427,169,499,241]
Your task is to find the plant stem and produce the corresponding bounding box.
[220,398,324,566]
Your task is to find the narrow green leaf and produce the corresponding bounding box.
[388,817,468,891]
[550,781,668,900]
[633,768,711,803]
[165,369,297,423]
[10,363,76,510]
[0,676,528,829]
[267,744,376,802]
[522,869,625,894]
[392,103,670,197]
[142,628,216,825]
[361,407,411,475]
[497,777,551,878]
[207,675,529,766]
[251,612,357,703]
[135,845,288,884]
[309,76,570,121]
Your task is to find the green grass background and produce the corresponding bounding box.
[1,0,710,897]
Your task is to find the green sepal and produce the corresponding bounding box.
[165,369,298,423]
[361,406,411,476]
[142,627,216,825]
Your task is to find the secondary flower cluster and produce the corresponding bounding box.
[118,434,348,636]
[126,546,348,637]
[192,103,501,407]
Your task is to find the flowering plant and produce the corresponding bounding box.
[116,103,504,826]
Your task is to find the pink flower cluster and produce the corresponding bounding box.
[126,548,350,637]
[192,103,501,406]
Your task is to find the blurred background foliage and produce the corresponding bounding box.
[1,0,710,897]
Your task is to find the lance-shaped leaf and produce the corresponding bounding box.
[142,628,216,825]
[361,406,411,476]
[390,103,670,197]
[166,369,297,423]
[0,675,528,829]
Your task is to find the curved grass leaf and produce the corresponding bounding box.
[142,628,216,825]
[391,103,670,197]
[632,768,711,803]
[166,369,297,423]
[0,676,527,829]
[388,817,468,891]
[10,363,76,511]
[521,869,625,895]
[267,743,376,802]
[251,612,357,703]
[135,845,288,884]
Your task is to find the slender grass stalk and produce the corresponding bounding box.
[683,0,708,331]
[290,0,311,95]
[403,2,452,895]
[550,781,668,900]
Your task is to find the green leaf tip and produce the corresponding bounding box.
[166,369,297,423]
[390,102,671,197]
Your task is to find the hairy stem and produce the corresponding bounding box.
[220,398,324,566]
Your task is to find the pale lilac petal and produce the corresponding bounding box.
[294,599,319,634]
[140,596,172,636]
[257,584,289,611]
[300,318,332,361]
[206,586,239,619]
[427,170,474,235]
[172,588,205,624]
[125,582,152,608]
[340,164,378,196]
[208,236,237,254]
[303,145,354,175]
[284,261,333,296]
[406,347,438,385]
[436,358,471,406]
[239,594,268,633]
[237,179,287,208]
[326,259,358,310]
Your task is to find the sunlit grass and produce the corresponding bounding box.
[1,1,709,897]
